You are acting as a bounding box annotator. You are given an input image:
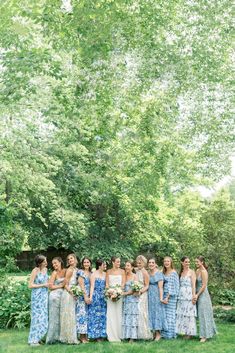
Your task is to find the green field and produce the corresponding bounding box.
[0,323,234,353]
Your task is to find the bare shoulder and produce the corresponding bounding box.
[66,268,73,276]
[142,268,149,276]
[120,269,125,274]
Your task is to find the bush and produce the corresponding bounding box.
[214,308,235,323]
[212,288,235,306]
[0,278,31,329]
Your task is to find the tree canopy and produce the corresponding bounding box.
[0,1,234,272]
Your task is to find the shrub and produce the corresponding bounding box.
[213,308,235,323]
[212,288,235,306]
[0,278,31,329]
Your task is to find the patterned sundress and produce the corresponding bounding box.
[122,280,139,339]
[46,277,64,343]
[28,271,49,344]
[148,271,167,332]
[76,270,90,334]
[60,268,78,344]
[161,271,179,339]
[196,277,217,339]
[88,277,107,339]
[176,276,197,336]
[136,269,152,340]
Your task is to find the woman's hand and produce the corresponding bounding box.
[161,298,168,304]
[85,296,91,305]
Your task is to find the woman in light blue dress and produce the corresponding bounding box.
[161,256,179,339]
[76,257,91,343]
[46,257,66,344]
[28,254,49,346]
[195,256,217,342]
[60,253,79,344]
[122,261,139,341]
[148,258,167,341]
[88,259,107,341]
[176,256,197,337]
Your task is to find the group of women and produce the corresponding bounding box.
[28,253,217,346]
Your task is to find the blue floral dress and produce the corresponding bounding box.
[176,276,197,336]
[196,277,217,339]
[76,270,90,334]
[148,271,167,332]
[161,271,179,339]
[88,277,107,339]
[28,271,49,344]
[122,280,139,339]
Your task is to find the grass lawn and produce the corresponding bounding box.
[0,322,234,353]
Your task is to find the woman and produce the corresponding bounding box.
[76,257,91,343]
[148,258,167,341]
[195,256,217,342]
[28,254,49,346]
[106,256,125,342]
[135,255,152,340]
[60,253,79,344]
[122,261,139,342]
[46,257,66,344]
[161,256,179,339]
[88,259,107,341]
[175,256,197,338]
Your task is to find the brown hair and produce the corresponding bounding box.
[163,256,174,274]
[35,254,46,267]
[81,257,92,272]
[179,256,189,277]
[125,260,135,273]
[52,257,64,269]
[111,256,120,263]
[148,258,158,269]
[196,256,208,270]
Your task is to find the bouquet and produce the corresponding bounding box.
[70,285,84,298]
[130,281,143,292]
[105,284,122,302]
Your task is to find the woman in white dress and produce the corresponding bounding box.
[106,256,125,342]
[135,255,152,340]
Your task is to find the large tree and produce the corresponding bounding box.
[0,0,234,261]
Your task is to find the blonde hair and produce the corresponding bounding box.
[66,253,78,267]
[136,255,147,267]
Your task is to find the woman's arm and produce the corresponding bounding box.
[140,269,149,294]
[121,270,126,290]
[195,270,208,300]
[78,276,89,303]
[28,268,48,289]
[158,280,164,302]
[190,270,196,300]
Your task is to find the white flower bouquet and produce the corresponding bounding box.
[70,285,83,298]
[130,281,143,292]
[105,284,123,302]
